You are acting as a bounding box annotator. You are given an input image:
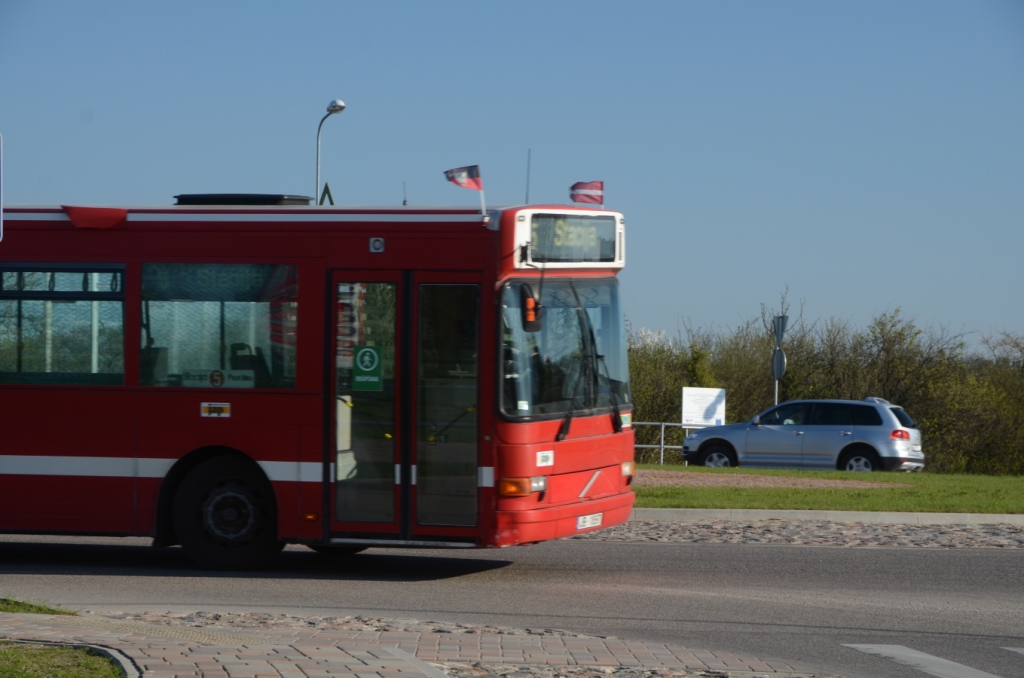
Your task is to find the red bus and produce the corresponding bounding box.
[0,195,635,569]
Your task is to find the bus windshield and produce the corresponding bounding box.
[501,278,630,418]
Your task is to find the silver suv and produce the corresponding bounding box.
[681,397,924,471]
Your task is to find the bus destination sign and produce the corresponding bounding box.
[530,214,616,263]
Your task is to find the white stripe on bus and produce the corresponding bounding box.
[478,466,494,488]
[0,457,494,486]
[0,456,323,483]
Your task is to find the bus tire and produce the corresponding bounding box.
[172,456,283,570]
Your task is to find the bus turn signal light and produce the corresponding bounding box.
[891,430,911,440]
[498,476,547,497]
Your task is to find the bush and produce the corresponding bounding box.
[627,310,1024,475]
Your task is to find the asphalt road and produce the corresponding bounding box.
[0,535,1021,678]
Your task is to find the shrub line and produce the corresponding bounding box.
[632,507,1024,525]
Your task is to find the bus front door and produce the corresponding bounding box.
[329,272,481,544]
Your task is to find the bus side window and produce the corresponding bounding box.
[0,266,126,386]
[140,264,298,389]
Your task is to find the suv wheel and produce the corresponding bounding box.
[700,445,737,468]
[838,448,881,472]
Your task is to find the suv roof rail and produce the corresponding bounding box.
[864,396,889,404]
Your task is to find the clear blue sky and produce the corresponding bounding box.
[2,1,1022,345]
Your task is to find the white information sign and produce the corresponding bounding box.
[682,387,726,427]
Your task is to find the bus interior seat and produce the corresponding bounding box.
[140,346,168,386]
[230,343,272,387]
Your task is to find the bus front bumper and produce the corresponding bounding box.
[492,491,635,547]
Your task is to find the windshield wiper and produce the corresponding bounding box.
[556,358,588,441]
[575,285,623,434]
[557,281,604,441]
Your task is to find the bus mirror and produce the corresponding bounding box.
[521,284,542,332]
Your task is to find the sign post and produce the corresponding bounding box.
[772,315,788,405]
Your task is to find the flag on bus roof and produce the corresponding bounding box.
[570,181,604,204]
[444,165,483,191]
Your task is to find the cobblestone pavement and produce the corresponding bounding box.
[8,518,1022,677]
[0,611,836,678]
[572,519,1024,548]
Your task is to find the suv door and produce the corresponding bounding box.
[802,403,853,469]
[744,402,810,467]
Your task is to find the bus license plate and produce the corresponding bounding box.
[576,513,602,530]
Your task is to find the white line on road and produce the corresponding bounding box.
[1002,648,1024,657]
[844,645,1004,678]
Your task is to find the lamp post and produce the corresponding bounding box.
[316,99,346,204]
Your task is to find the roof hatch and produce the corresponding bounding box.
[174,194,313,206]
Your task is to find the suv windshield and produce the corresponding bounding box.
[501,278,630,417]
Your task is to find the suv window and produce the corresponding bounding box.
[891,407,917,429]
[852,405,883,426]
[810,403,851,426]
[760,402,810,426]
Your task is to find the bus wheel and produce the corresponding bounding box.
[308,545,367,558]
[172,457,283,570]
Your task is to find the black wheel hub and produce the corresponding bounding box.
[201,483,257,544]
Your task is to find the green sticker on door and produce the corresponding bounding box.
[353,345,383,391]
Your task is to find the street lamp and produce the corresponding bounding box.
[316,99,346,204]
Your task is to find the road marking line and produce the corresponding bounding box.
[844,645,1004,678]
[1002,648,1024,657]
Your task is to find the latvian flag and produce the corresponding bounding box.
[570,181,604,204]
[444,165,483,190]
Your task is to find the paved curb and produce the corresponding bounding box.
[0,612,830,677]
[631,508,1024,525]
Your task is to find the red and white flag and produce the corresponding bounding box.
[444,165,483,191]
[570,181,604,204]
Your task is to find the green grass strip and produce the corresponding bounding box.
[0,642,121,678]
[0,598,76,616]
[636,465,1024,513]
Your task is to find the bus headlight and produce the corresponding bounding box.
[498,476,547,497]
[621,461,634,477]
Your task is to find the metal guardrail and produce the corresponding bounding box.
[633,422,691,465]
